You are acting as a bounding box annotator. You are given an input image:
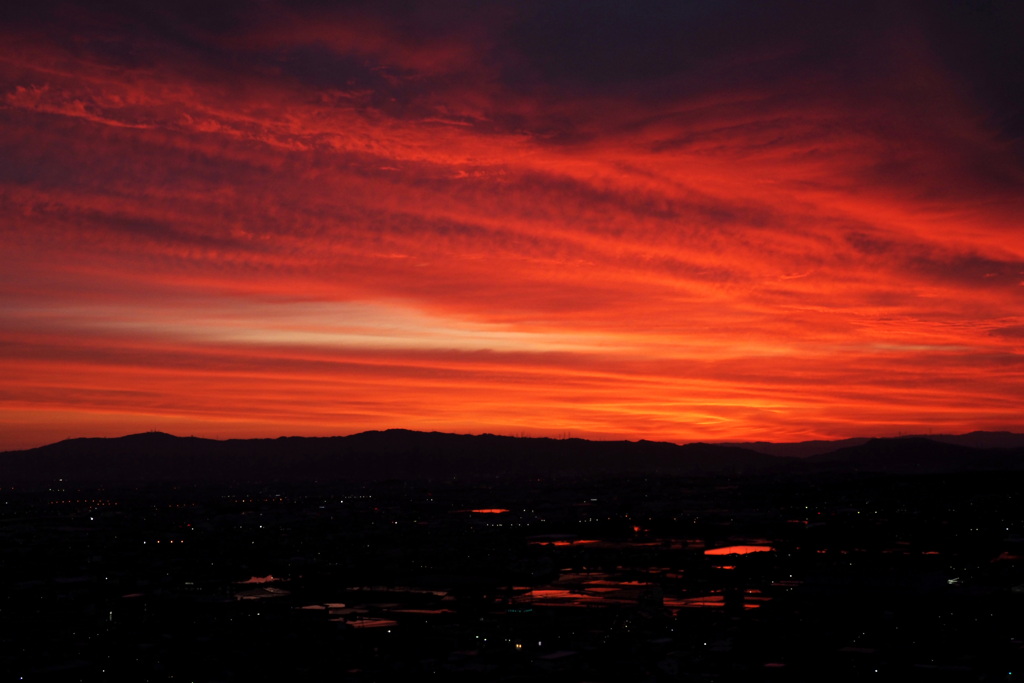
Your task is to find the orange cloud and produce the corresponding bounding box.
[1,2,1022,450]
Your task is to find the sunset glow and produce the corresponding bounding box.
[2,2,1022,450]
[704,546,775,556]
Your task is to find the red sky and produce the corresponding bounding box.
[2,1,1023,450]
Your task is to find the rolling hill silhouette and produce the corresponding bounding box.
[805,436,1024,473]
[720,431,1024,457]
[0,430,777,483]
[1,430,1021,483]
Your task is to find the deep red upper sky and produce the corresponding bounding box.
[2,1,1022,450]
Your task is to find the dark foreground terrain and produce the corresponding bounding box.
[2,457,1022,682]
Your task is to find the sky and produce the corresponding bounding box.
[2,0,1023,450]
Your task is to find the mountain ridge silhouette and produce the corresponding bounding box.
[1,429,1022,483]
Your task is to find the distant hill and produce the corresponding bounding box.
[0,430,780,484]
[716,437,871,458]
[908,431,1024,450]
[2,430,1021,484]
[805,437,1024,473]
[719,431,1024,458]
